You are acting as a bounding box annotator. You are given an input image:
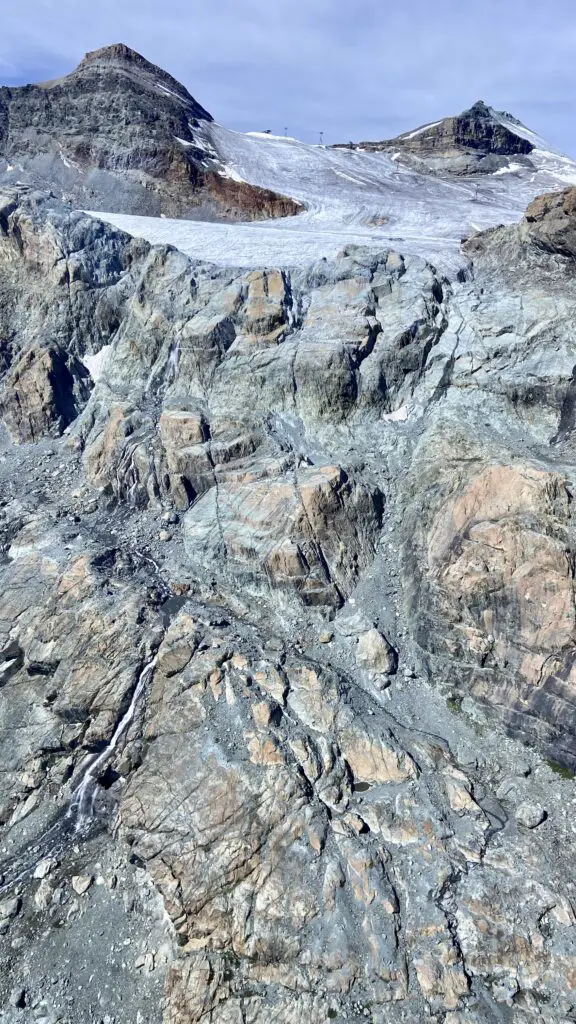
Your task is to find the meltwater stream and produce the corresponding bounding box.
[67,655,158,832]
[0,655,158,894]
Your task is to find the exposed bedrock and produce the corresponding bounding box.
[3,186,576,1022]
[520,185,576,257]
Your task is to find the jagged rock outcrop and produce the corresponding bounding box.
[3,184,576,1023]
[0,45,302,220]
[183,462,383,607]
[0,343,92,442]
[521,185,576,256]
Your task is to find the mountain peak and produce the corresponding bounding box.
[333,98,534,173]
[78,43,155,69]
[69,42,212,120]
[462,99,493,118]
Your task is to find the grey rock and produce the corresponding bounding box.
[0,343,92,442]
[9,987,26,1008]
[515,801,547,829]
[355,627,398,675]
[0,896,21,927]
[2,170,576,1024]
[33,858,57,880]
[520,186,576,257]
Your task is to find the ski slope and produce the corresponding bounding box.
[89,117,576,276]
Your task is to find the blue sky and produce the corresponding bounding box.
[1,0,575,152]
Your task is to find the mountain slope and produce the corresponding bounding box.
[0,44,302,220]
[91,105,576,274]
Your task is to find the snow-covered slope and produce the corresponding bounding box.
[90,113,576,275]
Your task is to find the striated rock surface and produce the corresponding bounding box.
[2,181,576,1024]
[0,343,92,442]
[0,44,302,221]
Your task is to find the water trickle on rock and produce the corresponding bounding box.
[67,656,157,832]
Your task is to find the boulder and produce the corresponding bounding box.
[355,627,398,674]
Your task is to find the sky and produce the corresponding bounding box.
[1,0,575,153]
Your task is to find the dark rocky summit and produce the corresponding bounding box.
[0,44,302,219]
[2,178,576,1022]
[335,99,536,175]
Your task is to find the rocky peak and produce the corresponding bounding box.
[71,42,211,117]
[462,99,492,118]
[335,97,534,174]
[395,101,533,157]
[78,42,154,67]
[449,101,533,153]
[0,46,301,220]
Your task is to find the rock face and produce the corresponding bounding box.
[3,182,576,1023]
[0,344,92,441]
[393,101,533,157]
[335,100,535,175]
[0,44,302,220]
[521,186,576,256]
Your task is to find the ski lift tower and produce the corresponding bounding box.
[319,131,324,146]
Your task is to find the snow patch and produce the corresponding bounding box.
[493,163,524,176]
[245,131,298,142]
[218,165,246,183]
[382,405,410,423]
[83,345,112,382]
[59,150,80,171]
[334,169,367,185]
[158,85,181,100]
[400,120,442,141]
[174,136,194,147]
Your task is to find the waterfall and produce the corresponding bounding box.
[166,338,181,384]
[67,656,157,832]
